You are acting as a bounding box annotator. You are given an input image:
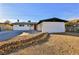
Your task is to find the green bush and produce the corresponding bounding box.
[76,28,79,32]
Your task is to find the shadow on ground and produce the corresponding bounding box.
[50,32,79,37]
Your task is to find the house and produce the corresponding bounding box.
[12,18,68,33]
[12,22,37,30]
[37,18,68,33]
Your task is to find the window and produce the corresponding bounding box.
[19,25,24,27]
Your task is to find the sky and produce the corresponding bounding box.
[0,3,79,22]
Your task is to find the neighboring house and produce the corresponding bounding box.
[0,23,12,31]
[12,22,37,30]
[36,18,68,33]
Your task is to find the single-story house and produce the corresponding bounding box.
[12,18,68,33]
[36,17,68,33]
[12,22,37,30]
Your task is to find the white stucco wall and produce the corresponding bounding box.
[13,25,30,30]
[37,23,42,31]
[41,22,65,33]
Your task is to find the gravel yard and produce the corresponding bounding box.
[0,32,47,54]
[10,33,79,55]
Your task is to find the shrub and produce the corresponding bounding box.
[76,28,79,32]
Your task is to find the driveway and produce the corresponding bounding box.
[0,30,38,41]
[0,31,23,41]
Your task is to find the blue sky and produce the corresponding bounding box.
[0,3,79,22]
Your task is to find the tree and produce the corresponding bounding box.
[65,19,79,26]
[4,20,11,24]
[65,22,74,26]
[28,20,31,23]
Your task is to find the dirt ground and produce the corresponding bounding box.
[10,33,79,55]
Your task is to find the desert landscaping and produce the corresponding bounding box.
[0,10,79,55]
[0,32,79,55]
[9,32,79,55]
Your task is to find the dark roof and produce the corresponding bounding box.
[12,22,37,25]
[38,17,68,24]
